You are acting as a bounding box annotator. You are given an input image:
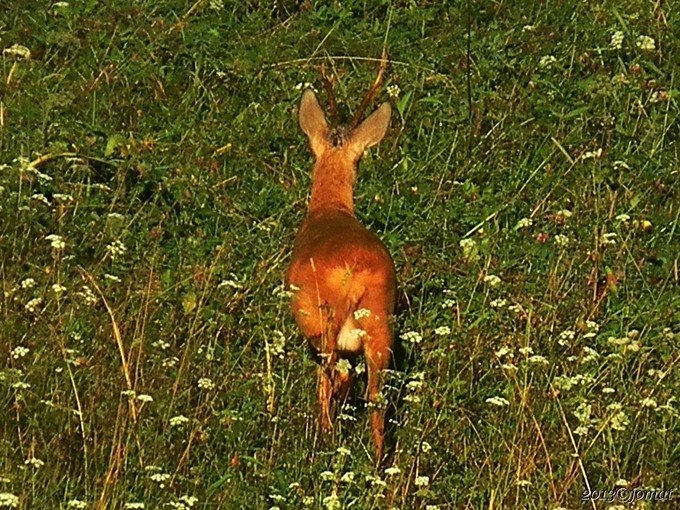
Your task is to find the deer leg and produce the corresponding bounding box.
[362,318,392,463]
[317,362,334,432]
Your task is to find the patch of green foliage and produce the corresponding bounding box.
[1,1,678,508]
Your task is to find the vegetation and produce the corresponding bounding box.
[1,1,678,508]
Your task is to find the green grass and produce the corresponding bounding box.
[1,1,679,509]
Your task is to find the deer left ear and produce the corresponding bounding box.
[299,89,329,158]
[349,102,391,155]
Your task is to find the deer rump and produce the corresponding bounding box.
[287,209,396,355]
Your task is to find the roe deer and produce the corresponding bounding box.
[286,75,395,462]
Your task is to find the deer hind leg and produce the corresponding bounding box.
[317,362,334,432]
[359,313,393,462]
[316,306,342,433]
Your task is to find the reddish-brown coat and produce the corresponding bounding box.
[287,89,395,461]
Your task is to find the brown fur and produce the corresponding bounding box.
[287,89,395,462]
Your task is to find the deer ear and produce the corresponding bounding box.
[349,102,391,155]
[299,89,329,157]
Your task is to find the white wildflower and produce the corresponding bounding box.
[76,285,97,306]
[486,396,510,407]
[25,297,42,313]
[3,44,31,59]
[583,320,599,338]
[45,234,66,250]
[218,279,242,289]
[490,298,507,308]
[484,274,501,287]
[353,308,371,319]
[336,446,351,456]
[12,346,29,359]
[539,55,557,67]
[573,402,592,424]
[581,346,600,363]
[106,240,126,260]
[636,35,655,50]
[52,283,67,294]
[554,234,569,247]
[322,495,340,510]
[340,471,355,483]
[150,472,171,484]
[441,298,456,308]
[414,475,430,487]
[640,397,657,408]
[610,30,624,50]
[515,217,532,230]
[169,415,189,427]
[528,355,549,365]
[459,238,479,263]
[335,358,352,377]
[24,457,44,468]
[555,209,572,220]
[610,410,629,431]
[401,331,423,344]
[20,278,36,289]
[198,378,215,390]
[494,346,513,358]
[558,329,575,346]
[351,328,367,339]
[31,193,50,205]
[434,326,451,336]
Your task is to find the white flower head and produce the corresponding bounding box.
[515,217,532,230]
[434,326,451,336]
[20,278,36,289]
[45,234,66,250]
[484,274,501,287]
[539,55,557,68]
[384,466,401,476]
[486,396,510,407]
[414,475,430,487]
[3,44,31,60]
[106,240,127,260]
[610,30,624,50]
[12,346,30,359]
[401,331,423,344]
[636,35,655,50]
[169,415,189,427]
[459,237,479,263]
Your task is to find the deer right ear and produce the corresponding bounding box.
[299,89,329,158]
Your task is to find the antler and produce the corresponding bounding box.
[349,50,388,129]
[320,63,339,127]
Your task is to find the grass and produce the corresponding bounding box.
[1,1,679,509]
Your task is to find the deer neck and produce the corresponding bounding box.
[308,153,356,215]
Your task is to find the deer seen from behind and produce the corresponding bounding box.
[286,68,396,462]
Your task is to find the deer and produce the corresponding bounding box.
[286,64,396,462]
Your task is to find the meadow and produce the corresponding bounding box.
[0,1,678,508]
